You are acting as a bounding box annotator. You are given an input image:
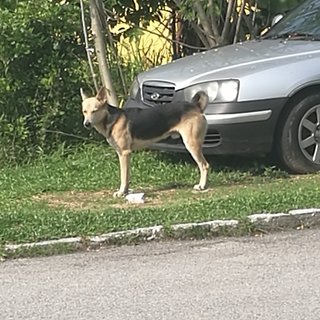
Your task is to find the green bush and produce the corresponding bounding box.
[0,0,92,163]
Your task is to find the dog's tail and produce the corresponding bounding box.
[191,91,209,112]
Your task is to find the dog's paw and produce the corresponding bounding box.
[113,190,126,198]
[193,184,207,191]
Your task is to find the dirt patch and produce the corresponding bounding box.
[31,188,191,210]
[32,190,114,210]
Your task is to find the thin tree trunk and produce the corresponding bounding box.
[80,0,98,92]
[221,0,235,44]
[171,9,178,59]
[105,18,127,96]
[233,0,246,44]
[191,21,211,48]
[192,1,217,47]
[89,0,118,106]
[208,0,221,45]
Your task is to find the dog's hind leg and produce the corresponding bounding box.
[113,150,131,197]
[182,137,209,190]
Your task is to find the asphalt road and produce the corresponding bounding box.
[1,229,320,320]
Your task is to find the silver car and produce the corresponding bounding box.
[124,0,320,173]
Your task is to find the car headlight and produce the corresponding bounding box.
[184,80,239,103]
[129,78,140,99]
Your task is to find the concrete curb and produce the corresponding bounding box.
[4,208,320,256]
[248,208,320,230]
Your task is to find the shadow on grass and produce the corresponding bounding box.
[152,150,288,178]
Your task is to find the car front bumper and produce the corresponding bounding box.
[124,97,288,155]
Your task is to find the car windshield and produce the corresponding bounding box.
[263,0,320,40]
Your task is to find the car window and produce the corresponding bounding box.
[264,0,320,40]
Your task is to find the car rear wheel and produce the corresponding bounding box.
[277,93,320,173]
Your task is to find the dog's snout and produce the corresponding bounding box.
[84,120,92,129]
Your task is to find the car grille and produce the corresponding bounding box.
[142,82,175,106]
[204,131,221,145]
[157,130,221,147]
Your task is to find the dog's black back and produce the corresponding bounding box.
[123,102,199,140]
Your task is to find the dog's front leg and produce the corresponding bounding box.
[113,150,131,198]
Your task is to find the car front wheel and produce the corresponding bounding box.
[277,93,320,173]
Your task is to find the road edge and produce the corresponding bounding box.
[3,208,320,259]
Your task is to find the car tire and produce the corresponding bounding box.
[277,93,320,173]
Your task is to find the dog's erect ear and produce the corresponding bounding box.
[96,86,109,103]
[80,88,89,101]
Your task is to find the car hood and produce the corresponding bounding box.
[138,40,320,91]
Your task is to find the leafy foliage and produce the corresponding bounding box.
[107,0,304,58]
[0,0,91,163]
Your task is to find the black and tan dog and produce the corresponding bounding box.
[81,87,209,197]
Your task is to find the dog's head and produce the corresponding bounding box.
[80,87,109,129]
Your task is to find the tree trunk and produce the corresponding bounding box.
[80,0,98,92]
[192,1,217,47]
[221,0,235,44]
[233,0,246,44]
[89,0,118,106]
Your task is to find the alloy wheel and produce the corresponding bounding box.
[298,104,320,164]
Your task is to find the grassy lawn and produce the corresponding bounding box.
[1,143,320,245]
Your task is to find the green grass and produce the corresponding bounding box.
[1,143,320,246]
